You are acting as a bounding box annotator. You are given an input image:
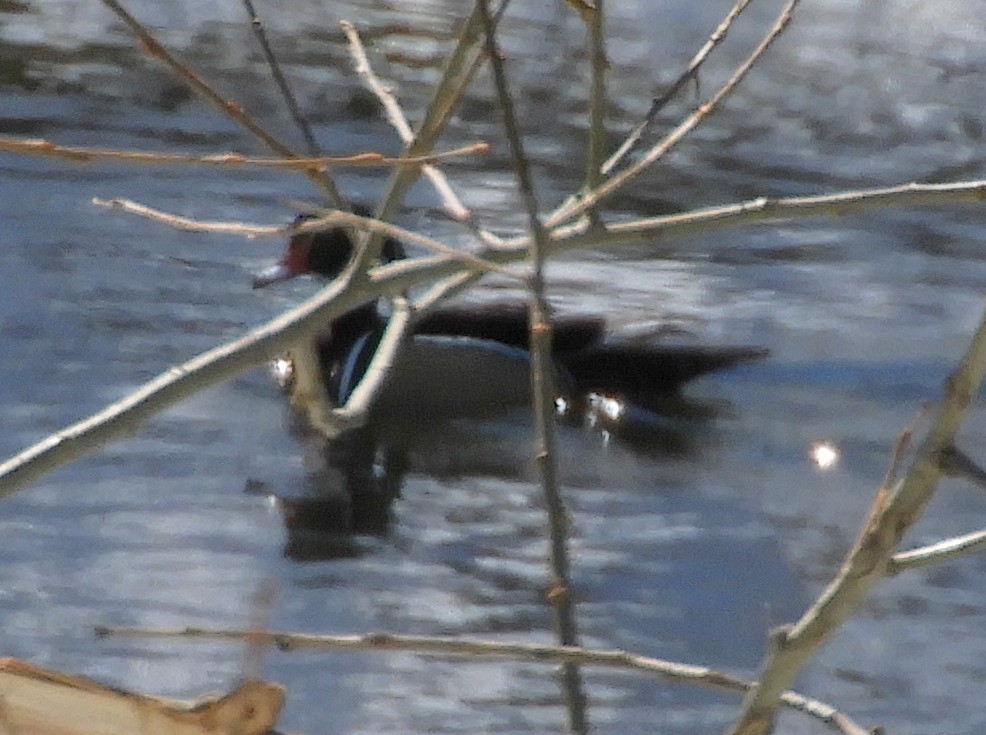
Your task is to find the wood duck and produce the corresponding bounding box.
[253,215,766,424]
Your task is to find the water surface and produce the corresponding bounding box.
[1,1,985,733]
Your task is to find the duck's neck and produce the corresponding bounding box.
[311,233,406,402]
[316,301,385,401]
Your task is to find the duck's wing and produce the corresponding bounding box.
[561,344,768,397]
[415,300,606,352]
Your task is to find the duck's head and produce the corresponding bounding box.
[253,211,405,289]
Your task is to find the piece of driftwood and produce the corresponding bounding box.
[0,658,284,735]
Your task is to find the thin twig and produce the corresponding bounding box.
[340,20,472,232]
[331,1,516,398]
[370,0,514,247]
[96,176,986,266]
[600,0,754,176]
[728,303,986,735]
[92,198,284,236]
[93,625,873,735]
[91,196,515,277]
[546,0,800,228]
[888,528,986,575]
[0,137,487,169]
[476,1,587,733]
[543,178,986,253]
[341,20,416,144]
[340,18,506,252]
[286,339,345,437]
[240,0,322,156]
[97,0,346,207]
[584,0,607,198]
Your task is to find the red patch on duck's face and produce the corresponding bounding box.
[252,233,313,289]
[281,233,312,277]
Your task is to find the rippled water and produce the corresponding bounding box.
[1,1,985,733]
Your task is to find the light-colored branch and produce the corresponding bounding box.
[340,19,505,251]
[304,11,511,435]
[545,178,986,253]
[728,303,986,735]
[330,297,410,430]
[341,20,416,145]
[4,177,983,497]
[283,340,344,438]
[369,0,513,250]
[97,0,346,207]
[97,179,986,247]
[0,274,359,499]
[0,137,488,169]
[92,198,284,236]
[878,407,924,493]
[340,22,475,235]
[889,528,986,575]
[600,0,753,176]
[546,0,800,228]
[92,625,872,735]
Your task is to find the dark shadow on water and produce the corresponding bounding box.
[247,393,738,562]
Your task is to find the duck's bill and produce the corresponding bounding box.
[252,263,296,289]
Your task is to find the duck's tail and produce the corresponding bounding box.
[562,344,768,397]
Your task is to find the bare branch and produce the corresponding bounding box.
[331,297,411,429]
[300,210,522,280]
[477,1,587,731]
[340,19,505,248]
[341,20,416,144]
[239,0,321,156]
[879,405,926,490]
[97,0,346,206]
[369,0,514,251]
[546,0,800,228]
[889,528,986,575]
[308,9,512,434]
[0,136,487,169]
[549,179,986,253]
[728,303,986,734]
[92,198,284,236]
[94,625,873,735]
[584,0,607,197]
[5,177,983,497]
[0,273,355,498]
[95,177,986,270]
[601,0,754,176]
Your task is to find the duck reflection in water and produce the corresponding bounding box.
[252,213,766,560]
